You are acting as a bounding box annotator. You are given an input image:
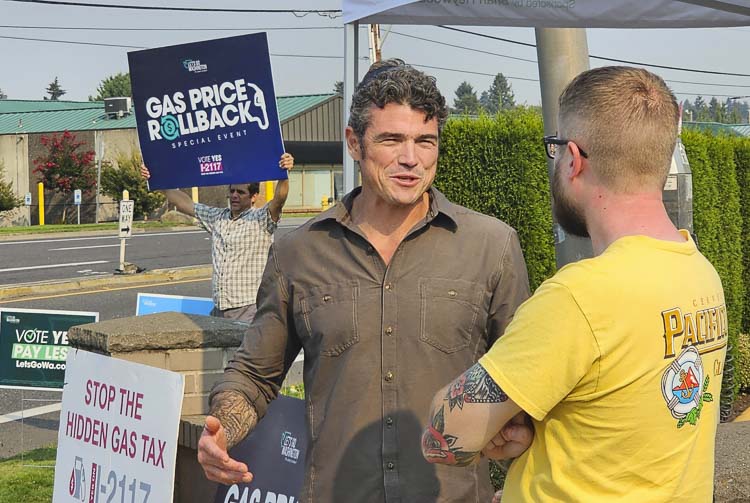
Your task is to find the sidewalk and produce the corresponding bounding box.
[735,406,750,423]
[0,264,212,301]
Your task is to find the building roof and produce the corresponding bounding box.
[684,121,750,138]
[0,94,337,135]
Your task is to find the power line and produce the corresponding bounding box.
[666,79,750,90]
[389,30,537,64]
[0,35,368,60]
[413,63,742,98]
[3,0,342,17]
[673,91,746,98]
[394,29,750,91]
[0,24,345,31]
[412,64,539,83]
[438,25,750,78]
[0,34,144,48]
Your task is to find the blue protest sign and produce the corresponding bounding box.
[214,396,307,503]
[136,293,214,316]
[128,33,286,190]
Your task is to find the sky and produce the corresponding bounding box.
[1,0,749,111]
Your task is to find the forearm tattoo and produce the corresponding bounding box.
[422,363,508,466]
[445,362,508,412]
[209,391,258,450]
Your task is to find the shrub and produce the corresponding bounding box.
[436,108,555,291]
[0,162,21,211]
[99,151,164,220]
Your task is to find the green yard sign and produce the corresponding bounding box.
[0,308,98,390]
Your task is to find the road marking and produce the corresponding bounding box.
[0,277,210,303]
[0,230,205,246]
[0,261,109,273]
[0,403,62,425]
[49,244,123,251]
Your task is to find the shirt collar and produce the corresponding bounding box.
[311,186,459,230]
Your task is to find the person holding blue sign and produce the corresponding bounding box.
[140,152,293,321]
[199,60,533,502]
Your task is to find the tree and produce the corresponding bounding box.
[708,97,722,122]
[90,72,132,101]
[0,88,7,100]
[480,73,516,114]
[33,131,96,222]
[453,81,480,115]
[693,95,710,121]
[44,77,66,101]
[99,152,164,219]
[333,81,344,96]
[0,162,21,211]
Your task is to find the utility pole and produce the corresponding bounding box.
[369,24,382,63]
[535,28,592,268]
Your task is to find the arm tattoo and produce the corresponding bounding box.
[422,363,508,467]
[422,405,479,466]
[445,363,508,412]
[209,390,259,450]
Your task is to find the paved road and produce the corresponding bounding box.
[0,279,212,459]
[0,220,302,286]
[0,217,307,459]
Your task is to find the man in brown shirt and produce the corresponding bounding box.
[198,59,532,502]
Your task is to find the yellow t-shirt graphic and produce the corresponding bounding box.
[480,230,726,502]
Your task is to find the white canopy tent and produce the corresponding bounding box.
[343,0,750,28]
[341,0,750,193]
[340,0,750,263]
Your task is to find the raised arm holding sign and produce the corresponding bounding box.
[130,32,294,324]
[140,153,292,323]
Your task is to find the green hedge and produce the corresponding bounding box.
[436,112,748,393]
[732,136,750,390]
[680,130,745,394]
[734,138,750,334]
[436,109,556,291]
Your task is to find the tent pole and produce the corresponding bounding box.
[535,27,592,268]
[343,21,360,197]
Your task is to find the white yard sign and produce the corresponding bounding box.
[119,200,134,238]
[53,349,184,503]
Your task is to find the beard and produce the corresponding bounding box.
[551,163,589,238]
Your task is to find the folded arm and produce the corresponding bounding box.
[422,362,522,467]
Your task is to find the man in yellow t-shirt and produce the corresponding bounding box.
[421,66,726,502]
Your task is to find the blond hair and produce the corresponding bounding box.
[559,66,679,192]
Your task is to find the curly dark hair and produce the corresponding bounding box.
[348,59,448,146]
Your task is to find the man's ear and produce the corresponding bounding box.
[345,126,362,161]
[567,141,586,180]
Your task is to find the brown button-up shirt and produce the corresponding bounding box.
[212,187,530,502]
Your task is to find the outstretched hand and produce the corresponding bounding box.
[197,416,253,485]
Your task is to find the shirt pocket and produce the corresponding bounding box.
[297,281,359,357]
[419,278,482,354]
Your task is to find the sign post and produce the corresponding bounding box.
[74,189,82,225]
[53,349,184,503]
[118,199,134,272]
[24,192,32,224]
